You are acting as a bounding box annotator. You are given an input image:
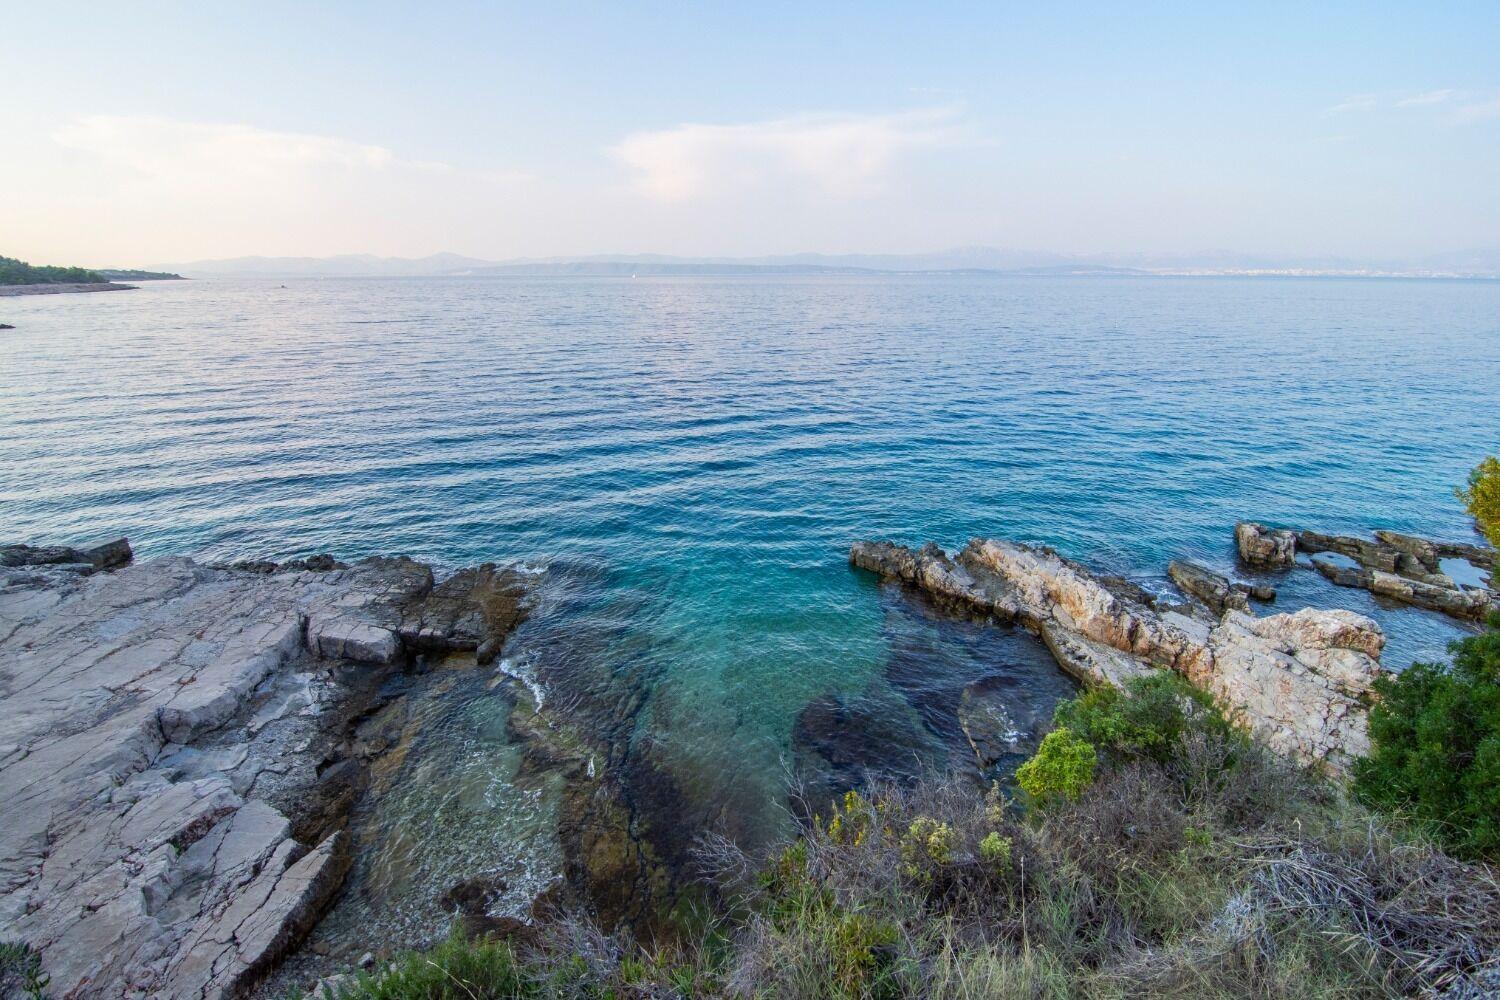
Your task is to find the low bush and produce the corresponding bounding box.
[1355,612,1500,860]
[1014,728,1096,804]
[1052,671,1229,768]
[0,941,49,1000]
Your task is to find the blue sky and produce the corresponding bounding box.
[5,2,1498,265]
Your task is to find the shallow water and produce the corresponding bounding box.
[3,274,1496,952]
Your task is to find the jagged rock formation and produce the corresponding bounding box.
[1233,521,1498,621]
[851,538,1385,772]
[1166,560,1274,614]
[0,536,133,572]
[1234,522,1296,568]
[0,542,530,999]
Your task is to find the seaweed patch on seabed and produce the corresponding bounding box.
[496,559,725,933]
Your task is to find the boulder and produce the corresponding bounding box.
[1234,522,1296,567]
[1372,530,1442,573]
[1168,559,1250,614]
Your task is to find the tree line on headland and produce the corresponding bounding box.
[0,255,106,285]
[0,255,182,285]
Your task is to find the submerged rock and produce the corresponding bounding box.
[852,536,1386,773]
[0,541,535,999]
[957,676,1028,770]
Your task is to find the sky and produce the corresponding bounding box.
[4,2,1498,267]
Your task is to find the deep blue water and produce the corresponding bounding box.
[3,274,1497,850]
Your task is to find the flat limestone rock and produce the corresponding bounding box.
[0,544,532,999]
[1311,557,1498,621]
[1203,610,1384,769]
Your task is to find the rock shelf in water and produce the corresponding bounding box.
[1234,521,1498,620]
[850,537,1385,773]
[0,542,531,999]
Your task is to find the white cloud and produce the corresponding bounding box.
[30,115,534,260]
[51,115,453,192]
[1326,94,1380,114]
[1395,89,1459,108]
[610,109,961,201]
[1328,89,1472,115]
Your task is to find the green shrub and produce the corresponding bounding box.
[1354,613,1500,860]
[1053,671,1230,767]
[824,911,900,998]
[1015,727,1097,804]
[899,816,958,880]
[978,831,1012,868]
[1457,455,1500,549]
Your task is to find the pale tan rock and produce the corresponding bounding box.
[1235,522,1297,567]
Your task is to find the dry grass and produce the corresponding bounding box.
[295,730,1499,1000]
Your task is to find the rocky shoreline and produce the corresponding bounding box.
[850,538,1385,772]
[3,522,1493,998]
[0,539,720,999]
[0,281,138,297]
[0,541,554,998]
[847,522,1493,779]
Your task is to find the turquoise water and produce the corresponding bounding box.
[3,274,1497,847]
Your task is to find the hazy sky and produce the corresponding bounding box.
[5,2,1498,266]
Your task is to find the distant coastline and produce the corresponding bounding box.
[164,246,1500,280]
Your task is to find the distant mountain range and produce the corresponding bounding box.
[163,247,1500,279]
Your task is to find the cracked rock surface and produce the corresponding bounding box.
[0,546,529,999]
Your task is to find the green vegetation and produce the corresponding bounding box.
[1355,613,1500,860]
[295,673,1499,999]
[97,268,184,281]
[0,255,105,285]
[1052,670,1230,766]
[0,941,49,1000]
[1458,455,1500,549]
[1014,727,1095,803]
